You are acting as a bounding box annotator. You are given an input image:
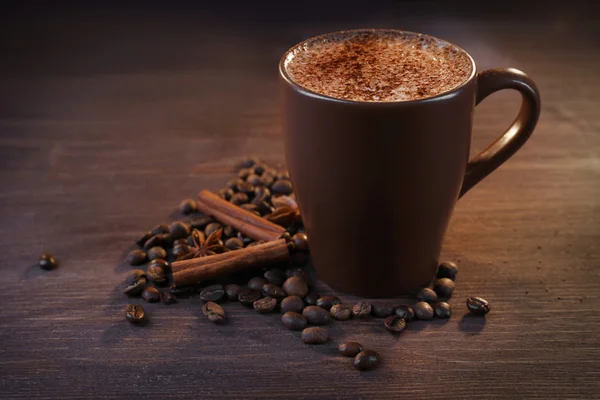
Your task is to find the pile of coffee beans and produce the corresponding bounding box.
[118,156,491,372]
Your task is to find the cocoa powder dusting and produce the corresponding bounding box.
[284,31,473,102]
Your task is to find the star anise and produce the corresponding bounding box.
[266,206,299,228]
[176,228,226,260]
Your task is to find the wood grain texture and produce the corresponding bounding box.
[1,2,599,399]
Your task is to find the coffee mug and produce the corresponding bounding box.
[279,29,541,297]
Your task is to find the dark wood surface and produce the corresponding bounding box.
[1,3,599,399]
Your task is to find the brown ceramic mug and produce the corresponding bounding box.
[279,29,541,297]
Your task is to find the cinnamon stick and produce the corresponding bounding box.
[172,239,290,286]
[197,189,285,242]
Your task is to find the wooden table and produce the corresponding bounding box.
[1,3,599,399]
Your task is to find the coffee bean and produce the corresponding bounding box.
[236,156,259,170]
[253,163,268,175]
[466,297,490,316]
[246,174,262,186]
[161,233,174,248]
[384,316,407,333]
[302,306,331,325]
[143,235,162,250]
[434,302,452,318]
[199,284,225,302]
[262,283,286,299]
[353,350,380,371]
[179,198,198,214]
[147,246,166,261]
[338,342,364,357]
[285,267,309,281]
[434,278,455,298]
[125,304,145,324]
[189,215,214,230]
[125,249,146,266]
[238,288,262,307]
[224,237,244,251]
[252,186,271,205]
[136,231,153,247]
[272,195,298,209]
[151,223,170,235]
[247,277,267,291]
[169,284,198,298]
[123,269,147,296]
[259,174,274,187]
[202,301,226,322]
[330,303,353,321]
[217,187,234,200]
[173,238,188,247]
[262,167,278,178]
[283,276,309,297]
[149,258,169,271]
[253,296,277,313]
[437,261,459,280]
[291,252,308,266]
[173,243,190,257]
[226,177,244,190]
[372,303,394,318]
[160,291,177,305]
[236,180,254,195]
[147,264,168,285]
[272,179,293,195]
[222,225,236,238]
[230,192,249,205]
[281,311,307,330]
[316,296,341,311]
[417,287,438,302]
[280,296,305,314]
[292,233,309,253]
[224,284,241,301]
[413,301,434,320]
[304,292,320,306]
[277,169,290,180]
[141,287,161,303]
[204,222,223,238]
[263,268,285,286]
[170,221,191,239]
[352,302,372,318]
[301,327,329,344]
[393,305,415,322]
[238,168,254,179]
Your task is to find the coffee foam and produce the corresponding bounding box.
[283,30,473,102]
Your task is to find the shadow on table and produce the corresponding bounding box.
[458,313,486,335]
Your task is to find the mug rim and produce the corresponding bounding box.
[279,28,477,105]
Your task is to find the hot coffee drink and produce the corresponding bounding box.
[283,30,473,102]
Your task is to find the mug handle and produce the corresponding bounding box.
[459,68,541,197]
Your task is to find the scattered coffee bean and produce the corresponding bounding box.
[330,303,353,321]
[190,215,215,230]
[169,284,198,298]
[417,287,438,302]
[170,221,191,239]
[353,350,380,371]
[238,168,254,179]
[338,342,364,357]
[285,267,309,280]
[281,311,307,330]
[259,174,274,187]
[126,304,145,324]
[217,187,234,200]
[352,302,372,318]
[248,277,268,291]
[179,198,198,214]
[224,284,241,301]
[283,276,309,297]
[384,316,407,333]
[434,278,455,298]
[280,296,305,314]
[466,297,490,316]
[434,302,452,318]
[222,225,236,238]
[204,222,223,237]
[302,306,331,325]
[199,284,225,302]
[173,238,188,247]
[126,250,146,265]
[301,327,329,344]
[203,301,226,322]
[143,235,163,249]
[136,231,153,247]
[291,233,309,254]
[413,301,434,320]
[151,223,170,235]
[262,283,286,299]
[246,174,262,186]
[316,296,341,311]
[393,305,415,322]
[38,253,58,270]
[304,292,320,306]
[123,270,147,296]
[149,258,169,271]
[277,169,290,180]
[141,287,161,303]
[236,180,254,194]
[371,303,394,318]
[263,268,285,286]
[253,163,268,175]
[437,261,459,280]
[226,177,244,190]
[272,179,293,195]
[252,186,271,205]
[147,264,168,285]
[160,291,177,304]
[238,288,262,307]
[173,243,190,257]
[291,252,308,266]
[236,156,259,170]
[224,237,244,251]
[253,296,277,313]
[147,246,167,261]
[230,192,249,205]
[161,233,174,248]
